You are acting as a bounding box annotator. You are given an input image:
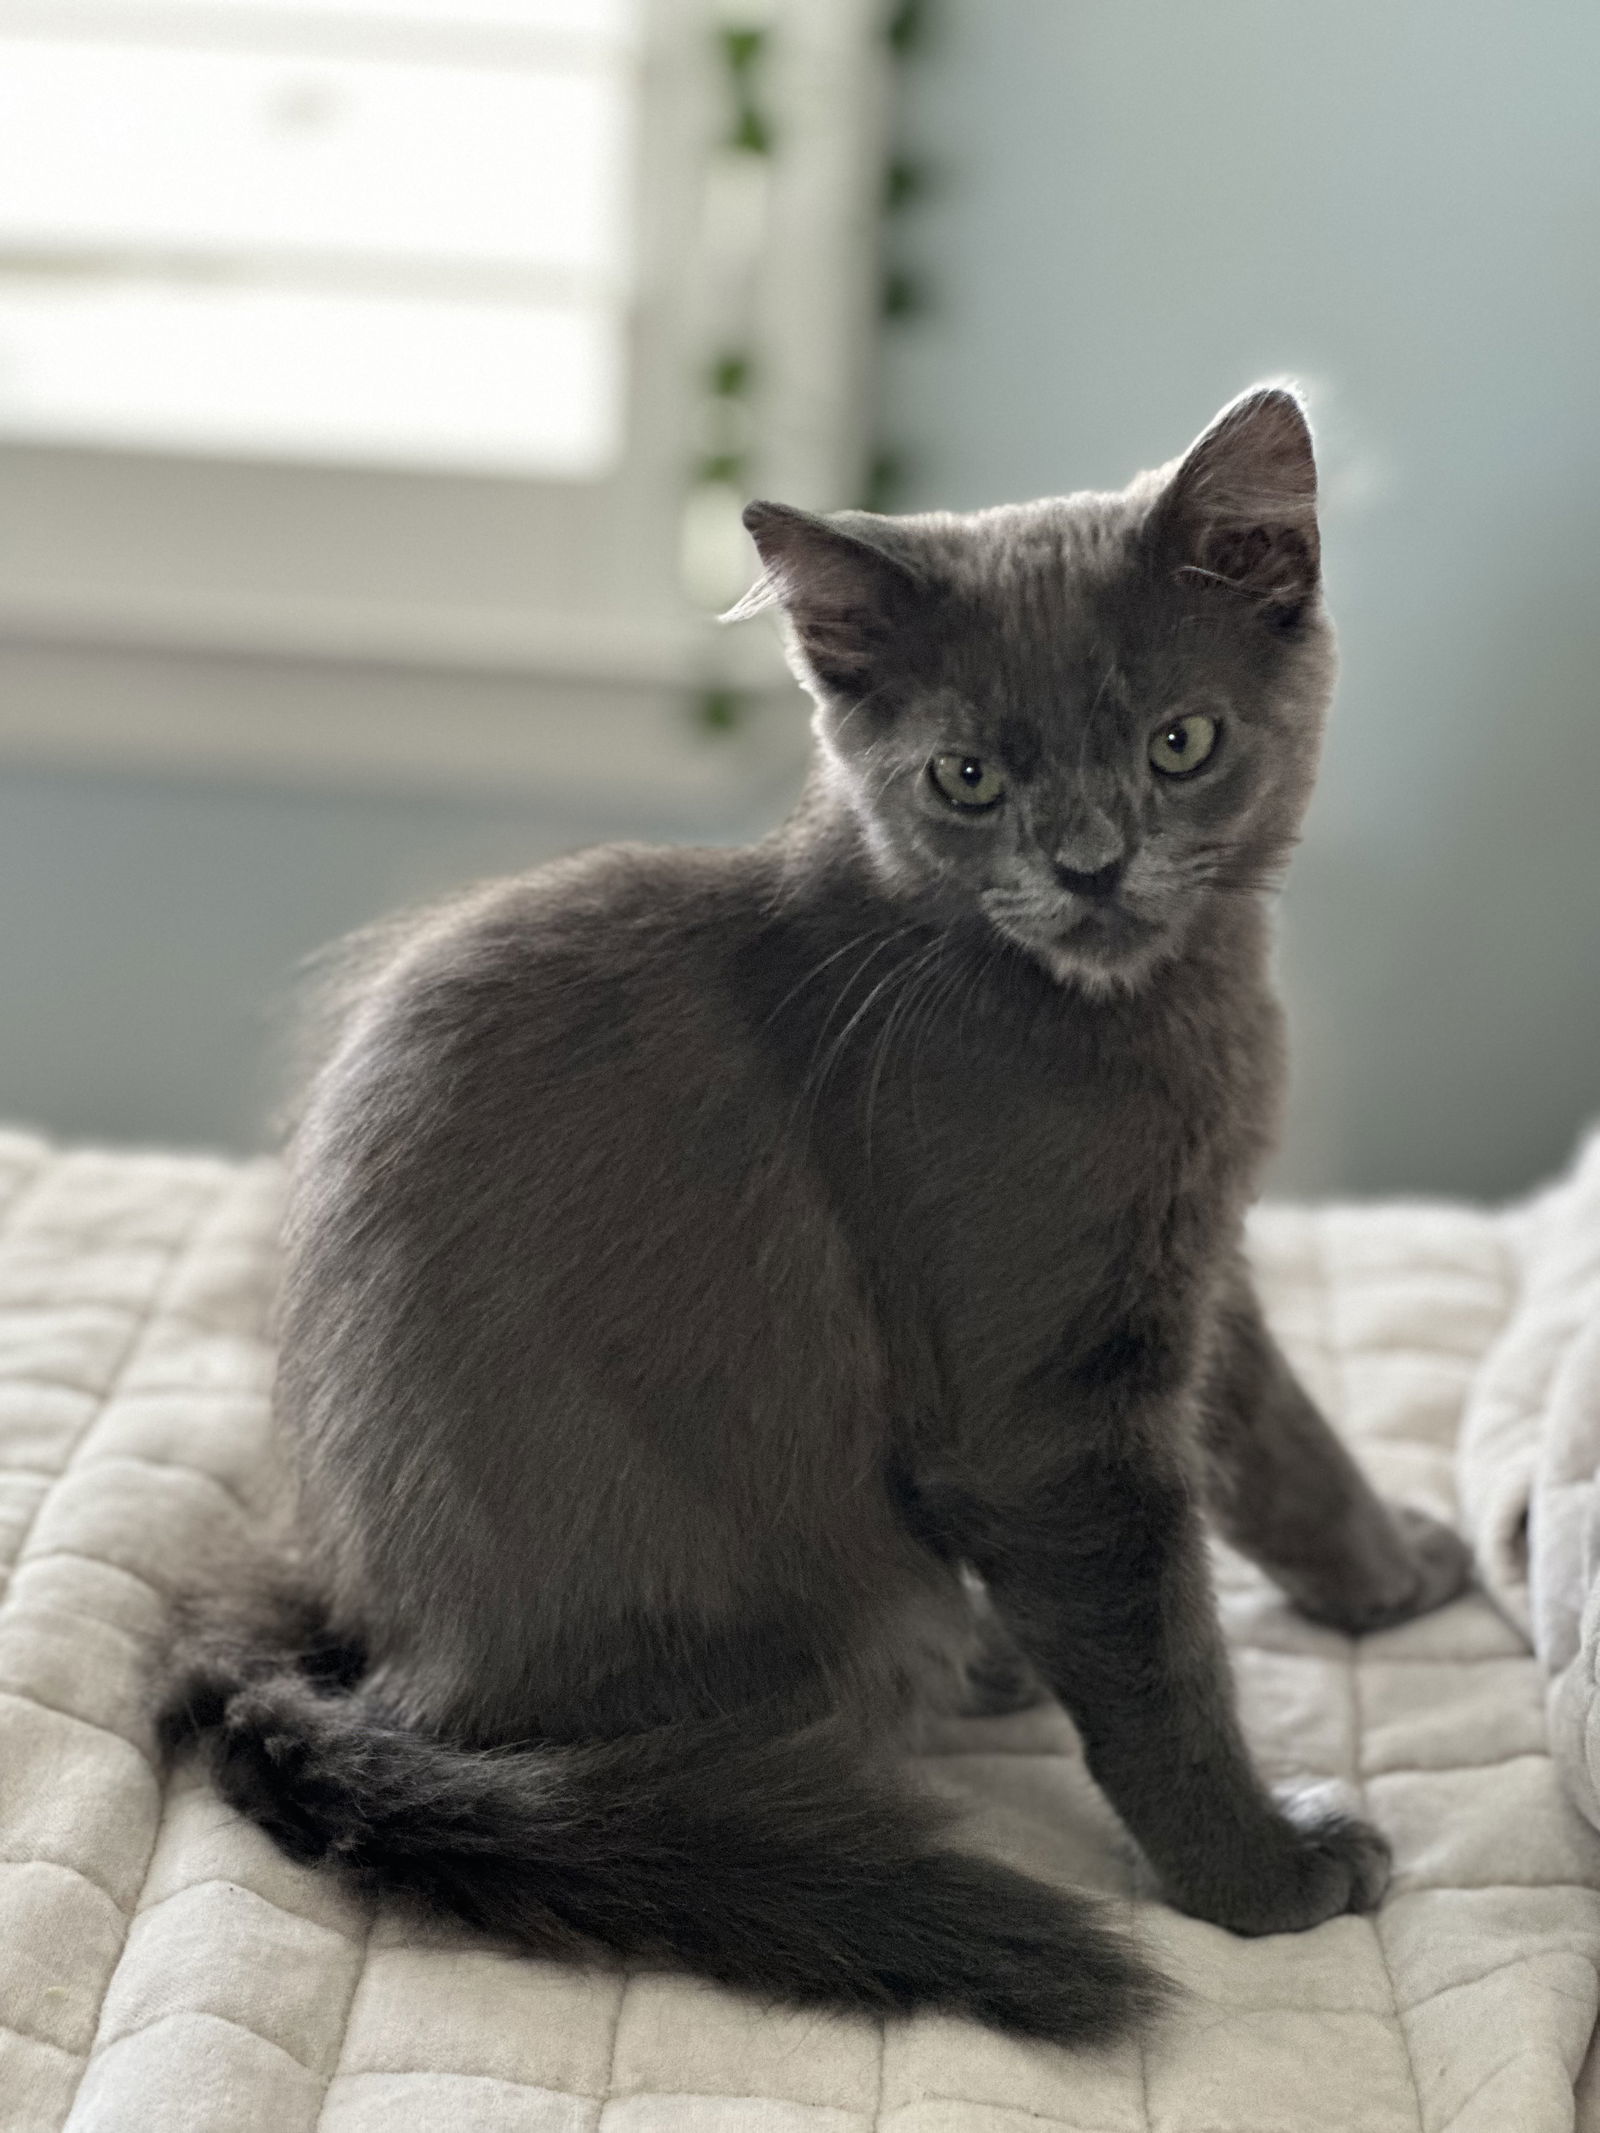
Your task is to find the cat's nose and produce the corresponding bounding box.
[1052,809,1124,894]
[1053,858,1125,900]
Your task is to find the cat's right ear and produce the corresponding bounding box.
[723,502,926,698]
[1155,386,1321,626]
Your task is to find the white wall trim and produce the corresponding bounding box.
[0,584,789,688]
[0,632,813,810]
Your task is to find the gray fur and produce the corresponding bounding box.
[159,387,1471,2042]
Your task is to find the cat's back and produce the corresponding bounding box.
[303,839,776,1154]
[286,835,843,1374]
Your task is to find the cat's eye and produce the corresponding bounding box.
[929,753,1007,811]
[1148,712,1220,779]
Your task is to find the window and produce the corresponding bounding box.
[0,0,888,802]
[0,1,638,473]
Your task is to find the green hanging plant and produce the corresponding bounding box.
[688,2,941,729]
[718,23,775,156]
[862,0,938,513]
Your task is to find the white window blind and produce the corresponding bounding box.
[0,0,639,473]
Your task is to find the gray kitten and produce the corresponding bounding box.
[161,387,1472,2044]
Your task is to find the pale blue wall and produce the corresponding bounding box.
[882,0,1600,1195]
[0,764,682,1152]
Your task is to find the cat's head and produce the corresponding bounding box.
[730,385,1335,995]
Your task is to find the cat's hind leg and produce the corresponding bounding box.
[888,1567,1048,1723]
[958,1577,1050,1716]
[1198,1259,1474,1633]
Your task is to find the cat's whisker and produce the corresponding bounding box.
[904,950,970,1141]
[1074,662,1118,789]
[829,678,898,743]
[795,925,926,1134]
[860,936,950,1170]
[758,929,881,1034]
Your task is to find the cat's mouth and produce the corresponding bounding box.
[1058,901,1157,949]
[981,891,1168,992]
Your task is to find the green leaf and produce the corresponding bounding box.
[710,351,754,398]
[719,25,767,73]
[728,103,773,154]
[860,448,909,513]
[881,266,930,320]
[696,686,747,733]
[887,0,933,58]
[884,157,933,212]
[694,449,747,485]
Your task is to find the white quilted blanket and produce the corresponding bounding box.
[1458,1131,1600,1843]
[5,1125,1600,2133]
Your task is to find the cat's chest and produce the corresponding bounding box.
[835,1002,1260,1375]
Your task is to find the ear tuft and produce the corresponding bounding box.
[716,501,805,625]
[718,572,780,628]
[1161,385,1321,622]
[721,501,926,695]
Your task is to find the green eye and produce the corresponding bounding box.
[930,753,1007,811]
[1148,712,1220,778]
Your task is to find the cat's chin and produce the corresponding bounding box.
[986,907,1175,1000]
[1038,940,1170,999]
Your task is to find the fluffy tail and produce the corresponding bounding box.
[157,1595,1165,2045]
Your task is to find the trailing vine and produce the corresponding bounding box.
[680,6,777,731]
[683,0,936,733]
[863,0,936,514]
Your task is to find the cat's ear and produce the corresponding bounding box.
[723,501,926,696]
[1156,386,1320,624]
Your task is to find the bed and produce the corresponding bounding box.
[3,1124,1600,2133]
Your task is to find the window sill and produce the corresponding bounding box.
[0,610,810,818]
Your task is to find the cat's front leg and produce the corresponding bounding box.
[940,1427,1391,1935]
[1198,1262,1473,1633]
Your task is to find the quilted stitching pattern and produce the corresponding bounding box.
[1,1129,1599,2132]
[1456,1133,1600,1841]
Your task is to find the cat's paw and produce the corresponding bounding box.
[1168,1786,1391,1935]
[1385,1505,1476,1620]
[1263,1786,1392,1926]
[1290,1506,1474,1635]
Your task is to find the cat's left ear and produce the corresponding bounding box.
[1156,385,1320,625]
[723,501,927,697]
